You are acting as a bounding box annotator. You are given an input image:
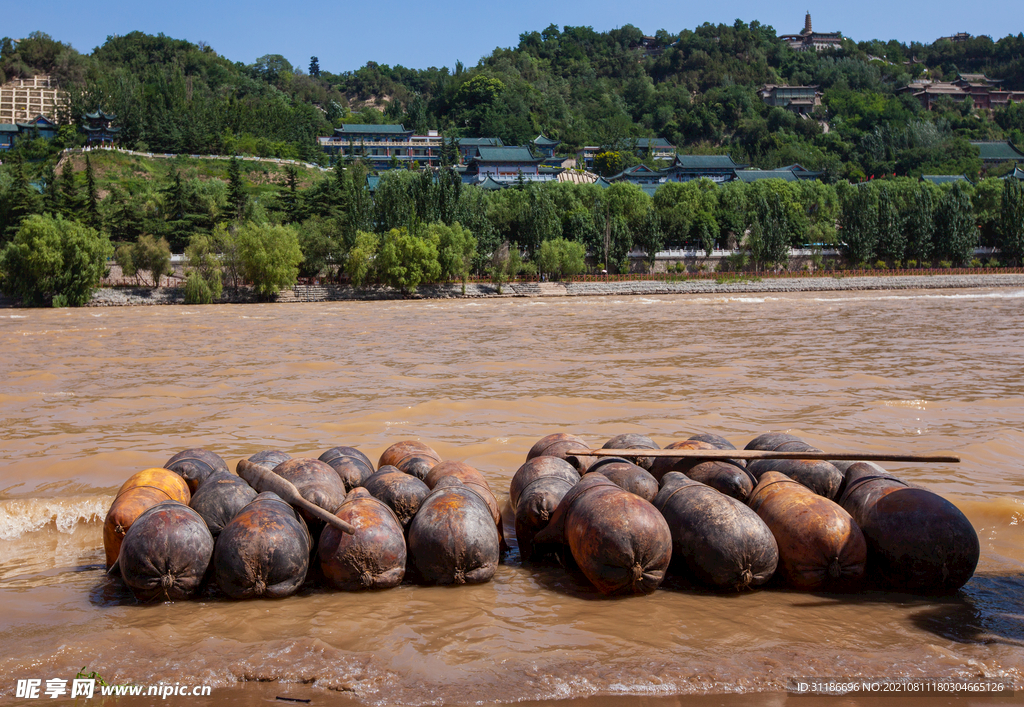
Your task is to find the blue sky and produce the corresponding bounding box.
[6,1,1021,75]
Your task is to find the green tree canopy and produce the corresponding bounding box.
[0,214,112,306]
[235,222,303,297]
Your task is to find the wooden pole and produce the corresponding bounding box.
[237,459,357,534]
[564,449,961,463]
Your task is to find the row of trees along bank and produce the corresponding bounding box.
[1,154,1023,306]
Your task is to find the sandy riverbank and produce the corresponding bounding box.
[65,272,1024,307]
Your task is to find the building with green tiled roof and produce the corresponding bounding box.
[664,154,746,183]
[607,164,667,185]
[81,109,119,144]
[457,137,504,162]
[970,141,1024,164]
[1002,166,1024,181]
[531,134,560,158]
[921,174,974,186]
[734,169,801,183]
[0,123,18,151]
[576,137,676,169]
[463,145,562,184]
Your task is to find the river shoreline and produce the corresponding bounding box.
[62,272,1024,307]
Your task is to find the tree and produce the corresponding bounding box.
[489,241,524,293]
[279,166,300,223]
[2,159,40,242]
[373,170,416,233]
[875,186,905,264]
[308,56,320,78]
[183,232,223,304]
[105,187,144,242]
[748,196,790,270]
[375,226,441,294]
[235,222,303,297]
[113,242,139,285]
[634,207,665,270]
[0,214,112,306]
[345,230,379,286]
[295,216,341,279]
[433,222,477,285]
[131,234,173,286]
[213,223,243,291]
[83,154,101,229]
[934,181,977,265]
[840,185,877,266]
[999,177,1024,266]
[535,237,586,279]
[226,158,248,221]
[905,186,935,263]
[58,159,80,218]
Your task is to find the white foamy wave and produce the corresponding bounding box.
[0,496,112,540]
[812,290,1024,303]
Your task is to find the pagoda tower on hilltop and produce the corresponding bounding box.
[82,109,121,145]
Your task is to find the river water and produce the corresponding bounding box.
[1,289,1023,704]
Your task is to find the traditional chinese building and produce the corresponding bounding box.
[0,123,17,150]
[901,76,1024,110]
[606,164,669,185]
[81,109,120,144]
[759,84,822,114]
[318,125,518,170]
[457,137,504,163]
[461,146,562,184]
[970,141,1024,165]
[779,13,843,52]
[0,114,59,151]
[664,154,747,183]
[1002,166,1024,181]
[576,137,676,169]
[530,134,560,158]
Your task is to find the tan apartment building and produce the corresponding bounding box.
[0,75,68,124]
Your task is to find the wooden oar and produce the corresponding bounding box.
[237,459,357,534]
[564,448,961,463]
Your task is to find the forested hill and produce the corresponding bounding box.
[3,22,1024,178]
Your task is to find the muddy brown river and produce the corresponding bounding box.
[1,288,1023,705]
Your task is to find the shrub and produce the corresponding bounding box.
[375,227,441,294]
[874,260,887,270]
[236,223,303,298]
[939,260,953,269]
[0,214,112,306]
[969,258,983,268]
[183,234,223,304]
[183,271,214,304]
[986,257,1000,268]
[536,238,585,280]
[906,259,918,269]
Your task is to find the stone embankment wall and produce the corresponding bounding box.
[75,273,1024,307]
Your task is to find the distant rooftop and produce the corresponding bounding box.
[334,124,411,135]
[921,174,973,185]
[971,140,1024,162]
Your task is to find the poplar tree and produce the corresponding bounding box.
[999,178,1024,266]
[934,181,977,265]
[84,154,101,230]
[227,157,248,220]
[905,186,935,264]
[875,186,905,264]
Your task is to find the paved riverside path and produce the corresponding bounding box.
[73,273,1024,307]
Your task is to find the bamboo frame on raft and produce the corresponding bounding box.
[566,449,961,463]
